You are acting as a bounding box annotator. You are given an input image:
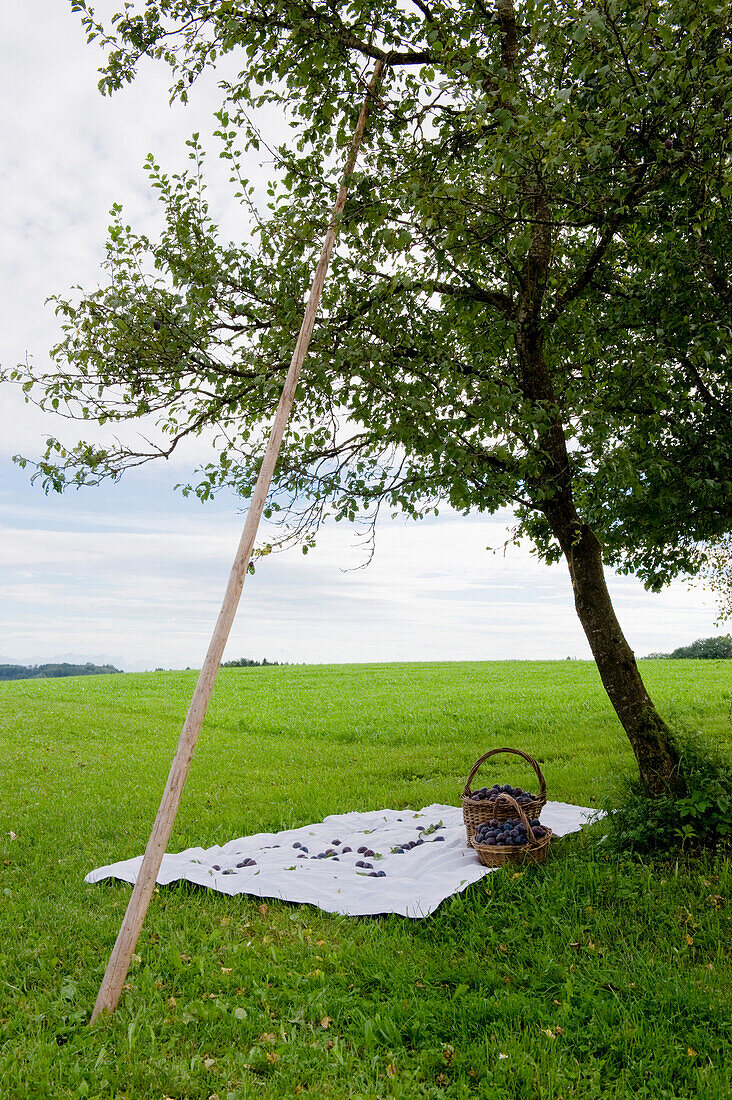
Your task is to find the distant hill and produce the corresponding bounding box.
[646,636,731,660]
[0,662,123,682]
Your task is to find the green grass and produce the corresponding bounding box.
[1,660,730,1099]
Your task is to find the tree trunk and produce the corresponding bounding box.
[551,517,684,795]
[514,320,683,794]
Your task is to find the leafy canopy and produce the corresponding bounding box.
[10,0,732,586]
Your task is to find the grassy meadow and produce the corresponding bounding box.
[0,660,730,1098]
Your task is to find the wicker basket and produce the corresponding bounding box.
[471,793,552,867]
[462,746,547,847]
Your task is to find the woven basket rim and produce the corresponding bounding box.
[461,791,547,805]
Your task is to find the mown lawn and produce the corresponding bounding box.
[0,660,730,1098]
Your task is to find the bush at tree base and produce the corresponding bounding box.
[602,732,732,855]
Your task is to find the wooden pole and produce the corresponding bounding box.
[90,58,386,1023]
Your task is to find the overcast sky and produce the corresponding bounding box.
[0,1,721,671]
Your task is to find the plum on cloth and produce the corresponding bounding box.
[85,801,596,918]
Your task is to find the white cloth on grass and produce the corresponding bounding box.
[85,801,597,918]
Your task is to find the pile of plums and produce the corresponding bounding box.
[474,818,548,847]
[469,783,538,805]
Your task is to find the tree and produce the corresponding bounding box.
[8,0,732,794]
[648,635,732,660]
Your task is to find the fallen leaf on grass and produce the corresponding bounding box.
[687,1047,698,1057]
[320,1016,332,1029]
[266,1051,280,1064]
[203,1057,216,1068]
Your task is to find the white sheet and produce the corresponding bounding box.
[85,801,596,918]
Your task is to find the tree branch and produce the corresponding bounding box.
[680,355,731,415]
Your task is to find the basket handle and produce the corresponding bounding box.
[491,793,537,843]
[462,746,546,799]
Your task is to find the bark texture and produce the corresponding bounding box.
[552,517,684,796]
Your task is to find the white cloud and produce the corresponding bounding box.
[0,0,286,462]
[0,462,720,669]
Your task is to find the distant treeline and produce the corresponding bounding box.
[646,636,731,660]
[220,658,282,668]
[0,662,123,681]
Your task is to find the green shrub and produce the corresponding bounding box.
[603,732,732,855]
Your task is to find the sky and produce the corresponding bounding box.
[0,2,722,672]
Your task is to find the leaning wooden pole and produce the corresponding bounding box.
[90,59,386,1023]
